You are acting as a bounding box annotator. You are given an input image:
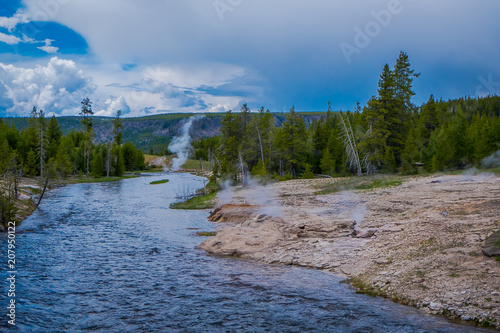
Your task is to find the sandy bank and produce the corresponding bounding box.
[200,174,500,329]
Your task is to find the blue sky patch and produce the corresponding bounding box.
[0,0,22,17]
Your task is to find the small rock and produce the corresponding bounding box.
[374,258,390,265]
[245,239,261,246]
[492,292,500,297]
[429,302,442,311]
[356,230,376,238]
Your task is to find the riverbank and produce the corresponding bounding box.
[200,174,500,330]
[1,174,141,229]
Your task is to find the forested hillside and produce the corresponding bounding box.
[195,52,500,181]
[2,113,224,155]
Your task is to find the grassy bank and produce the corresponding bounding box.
[315,175,404,195]
[60,175,138,184]
[144,154,212,173]
[170,192,217,210]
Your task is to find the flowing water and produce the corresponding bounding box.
[0,173,489,332]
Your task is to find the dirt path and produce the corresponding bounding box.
[200,174,500,329]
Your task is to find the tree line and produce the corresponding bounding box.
[194,52,500,181]
[0,99,145,226]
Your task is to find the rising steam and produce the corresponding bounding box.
[168,115,205,171]
[481,150,500,169]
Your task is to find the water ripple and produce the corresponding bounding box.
[0,173,490,332]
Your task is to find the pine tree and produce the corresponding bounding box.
[113,110,123,145]
[319,147,335,176]
[418,95,439,147]
[218,110,241,178]
[47,115,62,160]
[54,144,72,177]
[275,106,308,177]
[30,107,48,176]
[401,128,419,174]
[113,146,125,177]
[91,145,104,177]
[80,98,94,176]
[394,51,419,127]
[24,149,38,176]
[359,98,388,172]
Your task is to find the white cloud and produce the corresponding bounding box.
[0,10,30,31]
[83,62,252,116]
[37,39,59,53]
[0,57,96,116]
[5,0,498,113]
[94,95,130,117]
[0,32,21,45]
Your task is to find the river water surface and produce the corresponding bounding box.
[0,173,490,332]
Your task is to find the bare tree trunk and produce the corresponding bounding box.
[339,113,362,176]
[238,152,246,186]
[105,143,112,177]
[37,177,50,207]
[200,159,207,196]
[255,123,265,168]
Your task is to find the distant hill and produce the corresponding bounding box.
[1,112,327,154]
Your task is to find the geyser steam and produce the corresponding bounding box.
[168,115,205,171]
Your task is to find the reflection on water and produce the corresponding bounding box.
[0,173,489,332]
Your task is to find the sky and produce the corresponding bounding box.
[0,0,499,117]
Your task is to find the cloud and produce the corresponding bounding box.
[0,10,30,31]
[0,32,21,45]
[88,62,251,116]
[0,57,96,116]
[94,95,130,117]
[37,39,58,53]
[0,0,496,115]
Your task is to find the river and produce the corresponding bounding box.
[0,173,489,332]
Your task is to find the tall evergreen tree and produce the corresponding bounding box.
[275,106,309,177]
[30,107,48,176]
[47,115,62,160]
[80,98,94,176]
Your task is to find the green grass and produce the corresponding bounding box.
[494,233,500,248]
[196,231,217,237]
[170,192,217,210]
[315,175,403,195]
[347,277,387,298]
[176,158,212,171]
[66,175,137,184]
[150,179,169,185]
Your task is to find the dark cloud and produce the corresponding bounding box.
[1,0,499,115]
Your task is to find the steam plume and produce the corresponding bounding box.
[168,115,205,171]
[481,150,500,169]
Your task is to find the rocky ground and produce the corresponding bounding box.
[200,174,500,330]
[0,178,40,231]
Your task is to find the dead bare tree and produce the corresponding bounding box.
[361,125,377,175]
[199,159,207,196]
[238,152,247,187]
[174,185,195,199]
[339,112,362,176]
[105,142,112,177]
[37,160,57,207]
[255,122,265,169]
